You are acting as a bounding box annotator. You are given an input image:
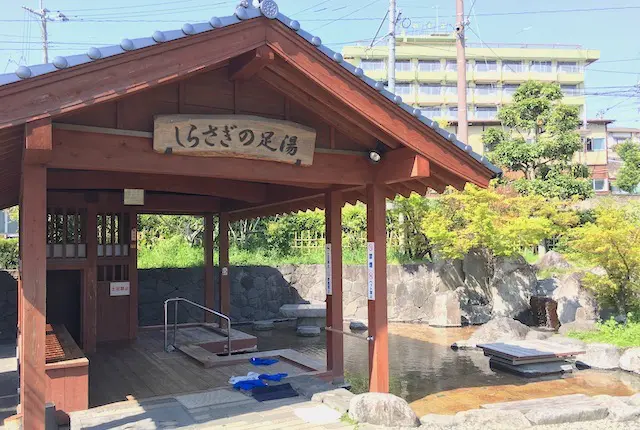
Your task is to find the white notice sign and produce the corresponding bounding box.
[325,243,332,295]
[124,189,144,206]
[367,242,375,300]
[110,281,131,297]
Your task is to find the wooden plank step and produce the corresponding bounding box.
[477,341,585,364]
[177,344,218,368]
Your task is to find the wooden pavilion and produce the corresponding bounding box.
[0,1,499,428]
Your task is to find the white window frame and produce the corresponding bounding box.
[394,82,413,96]
[360,59,385,72]
[475,83,498,96]
[419,83,442,96]
[502,60,525,73]
[420,106,442,118]
[445,60,458,71]
[443,84,457,95]
[586,137,606,152]
[592,178,608,192]
[395,60,413,72]
[560,84,580,96]
[475,60,498,72]
[531,61,553,73]
[475,106,498,120]
[418,60,441,72]
[558,61,580,74]
[445,106,458,119]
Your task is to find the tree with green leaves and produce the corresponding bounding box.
[567,203,640,315]
[483,80,593,200]
[614,140,640,194]
[421,184,579,274]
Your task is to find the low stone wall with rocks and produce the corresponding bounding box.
[0,270,17,343]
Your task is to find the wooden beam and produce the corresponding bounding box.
[50,128,374,186]
[20,163,47,428]
[375,148,430,184]
[430,163,467,191]
[24,119,52,165]
[229,46,275,81]
[266,22,494,186]
[366,183,389,393]
[204,214,215,323]
[325,190,344,384]
[417,177,447,194]
[83,202,98,353]
[48,170,268,204]
[0,20,267,129]
[219,212,230,329]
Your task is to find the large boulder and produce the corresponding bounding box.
[428,290,461,327]
[466,317,530,347]
[576,343,621,370]
[620,348,640,374]
[348,393,419,427]
[547,335,587,350]
[551,272,598,324]
[558,319,598,335]
[525,405,609,425]
[535,251,572,271]
[490,256,537,318]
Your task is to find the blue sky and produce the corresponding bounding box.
[1,0,639,126]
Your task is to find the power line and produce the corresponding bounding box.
[310,0,385,32]
[587,68,640,75]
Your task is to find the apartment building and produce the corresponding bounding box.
[607,127,640,194]
[342,34,610,190]
[0,209,17,238]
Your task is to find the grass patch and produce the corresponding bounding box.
[567,318,640,348]
[521,248,539,265]
[340,413,358,427]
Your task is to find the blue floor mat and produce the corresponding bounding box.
[251,383,299,402]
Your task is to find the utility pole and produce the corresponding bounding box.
[455,0,469,143]
[22,1,68,63]
[388,0,396,94]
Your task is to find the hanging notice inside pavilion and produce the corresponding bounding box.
[325,243,332,295]
[367,242,375,300]
[153,114,317,166]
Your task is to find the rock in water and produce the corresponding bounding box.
[349,321,368,331]
[620,348,640,374]
[535,251,572,270]
[252,320,274,331]
[552,272,598,324]
[467,317,530,346]
[576,343,621,370]
[348,393,420,427]
[296,326,321,337]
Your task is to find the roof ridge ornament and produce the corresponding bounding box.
[236,0,278,20]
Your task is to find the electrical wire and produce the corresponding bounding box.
[309,0,385,32]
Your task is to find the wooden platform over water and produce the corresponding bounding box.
[88,327,323,407]
[477,340,585,365]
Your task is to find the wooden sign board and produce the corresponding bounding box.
[153,114,317,166]
[124,189,144,205]
[110,281,130,297]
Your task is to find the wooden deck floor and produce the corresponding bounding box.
[88,328,307,407]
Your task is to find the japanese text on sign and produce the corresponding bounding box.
[110,281,131,297]
[153,115,316,166]
[367,242,375,300]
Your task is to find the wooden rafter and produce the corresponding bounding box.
[229,46,275,81]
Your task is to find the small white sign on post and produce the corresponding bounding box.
[325,243,332,295]
[110,281,131,297]
[367,242,375,300]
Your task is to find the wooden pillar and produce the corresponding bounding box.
[128,209,138,340]
[204,214,215,322]
[83,201,98,353]
[325,190,344,383]
[366,183,389,393]
[20,163,47,428]
[219,212,230,328]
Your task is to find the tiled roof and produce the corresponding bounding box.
[0,0,501,175]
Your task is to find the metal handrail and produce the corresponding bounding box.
[164,297,232,356]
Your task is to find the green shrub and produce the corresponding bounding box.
[567,315,640,348]
[0,238,18,269]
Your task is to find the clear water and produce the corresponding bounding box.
[240,324,640,404]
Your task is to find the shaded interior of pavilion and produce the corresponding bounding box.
[0,7,498,428]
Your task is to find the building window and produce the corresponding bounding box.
[475,106,498,120]
[561,84,581,96]
[502,84,520,96]
[419,83,441,96]
[586,137,606,152]
[421,106,442,118]
[475,60,498,72]
[418,60,441,72]
[558,61,580,74]
[395,82,413,96]
[445,106,458,119]
[475,83,498,96]
[592,179,608,192]
[502,60,525,73]
[360,59,385,71]
[395,60,413,72]
[445,60,458,71]
[531,61,553,73]
[443,84,457,96]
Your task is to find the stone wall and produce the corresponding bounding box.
[0,270,17,343]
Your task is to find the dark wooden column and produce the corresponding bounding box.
[20,164,47,428]
[204,214,215,322]
[128,209,138,340]
[219,212,231,328]
[83,201,98,352]
[325,190,344,382]
[366,183,389,393]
